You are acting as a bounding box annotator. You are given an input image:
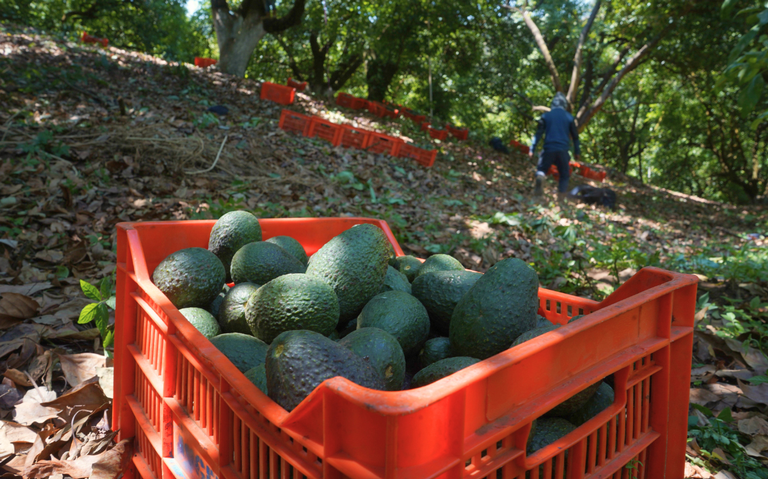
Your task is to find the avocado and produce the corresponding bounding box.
[209,333,269,373]
[415,254,464,279]
[179,307,221,339]
[566,382,614,426]
[266,330,385,411]
[527,418,577,454]
[218,282,260,334]
[535,315,552,328]
[152,247,226,309]
[449,258,538,360]
[394,256,423,283]
[545,381,603,418]
[305,224,392,323]
[339,327,406,391]
[568,314,584,323]
[411,270,482,335]
[511,323,560,347]
[208,210,262,282]
[245,273,339,343]
[419,337,454,369]
[411,356,479,388]
[230,241,306,285]
[244,364,268,395]
[207,284,230,318]
[265,236,308,266]
[357,291,430,356]
[379,266,412,294]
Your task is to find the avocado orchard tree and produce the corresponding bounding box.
[272,0,368,95]
[506,0,701,132]
[211,0,307,77]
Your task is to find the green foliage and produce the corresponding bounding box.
[688,405,768,478]
[78,278,116,355]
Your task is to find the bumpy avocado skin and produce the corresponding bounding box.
[339,327,406,391]
[414,254,464,279]
[411,356,480,388]
[218,282,260,334]
[511,323,560,347]
[379,266,412,295]
[545,381,604,418]
[266,330,385,411]
[179,307,221,339]
[412,270,482,335]
[152,247,226,309]
[208,211,262,282]
[418,337,454,369]
[357,291,430,357]
[245,273,339,343]
[449,258,539,360]
[395,256,424,283]
[566,382,615,426]
[527,418,577,454]
[305,224,391,323]
[209,333,269,373]
[265,236,308,266]
[230,241,306,285]
[244,364,268,395]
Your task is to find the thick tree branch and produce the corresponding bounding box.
[505,5,562,92]
[575,47,630,124]
[263,0,307,34]
[566,0,602,106]
[275,35,303,80]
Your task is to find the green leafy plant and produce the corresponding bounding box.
[79,278,116,355]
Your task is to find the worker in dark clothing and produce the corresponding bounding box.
[529,92,581,201]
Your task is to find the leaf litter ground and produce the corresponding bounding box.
[1,25,767,478]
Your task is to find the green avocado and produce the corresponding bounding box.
[566,382,615,426]
[527,418,577,454]
[449,258,539,360]
[245,273,339,343]
[305,224,392,323]
[209,333,269,373]
[179,307,221,339]
[545,381,603,418]
[394,256,423,283]
[244,364,268,395]
[357,291,430,357]
[379,266,412,294]
[152,247,226,309]
[265,236,308,266]
[411,270,482,335]
[339,327,406,391]
[418,337,454,369]
[208,210,262,282]
[511,323,560,347]
[266,330,385,411]
[414,254,464,279]
[411,356,479,388]
[230,241,306,285]
[218,282,260,334]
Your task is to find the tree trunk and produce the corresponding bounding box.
[366,58,399,101]
[566,0,602,106]
[212,0,306,78]
[519,9,563,93]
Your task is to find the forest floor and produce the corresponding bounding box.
[1,25,767,479]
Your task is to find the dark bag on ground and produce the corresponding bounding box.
[489,137,510,154]
[570,185,617,209]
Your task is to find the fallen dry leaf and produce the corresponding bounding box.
[738,379,768,407]
[41,377,110,420]
[57,352,106,388]
[0,283,52,296]
[690,387,720,406]
[0,293,39,322]
[12,387,59,427]
[0,421,37,459]
[713,471,738,479]
[3,369,33,388]
[745,435,768,457]
[739,417,768,436]
[22,438,132,479]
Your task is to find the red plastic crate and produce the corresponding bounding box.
[81,31,108,47]
[399,143,437,167]
[340,125,370,150]
[261,81,295,105]
[287,78,308,91]
[411,114,427,124]
[582,166,608,182]
[420,121,431,131]
[115,219,697,479]
[306,117,343,146]
[427,127,449,141]
[367,101,387,117]
[278,109,311,136]
[446,125,469,141]
[364,132,403,156]
[194,57,217,68]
